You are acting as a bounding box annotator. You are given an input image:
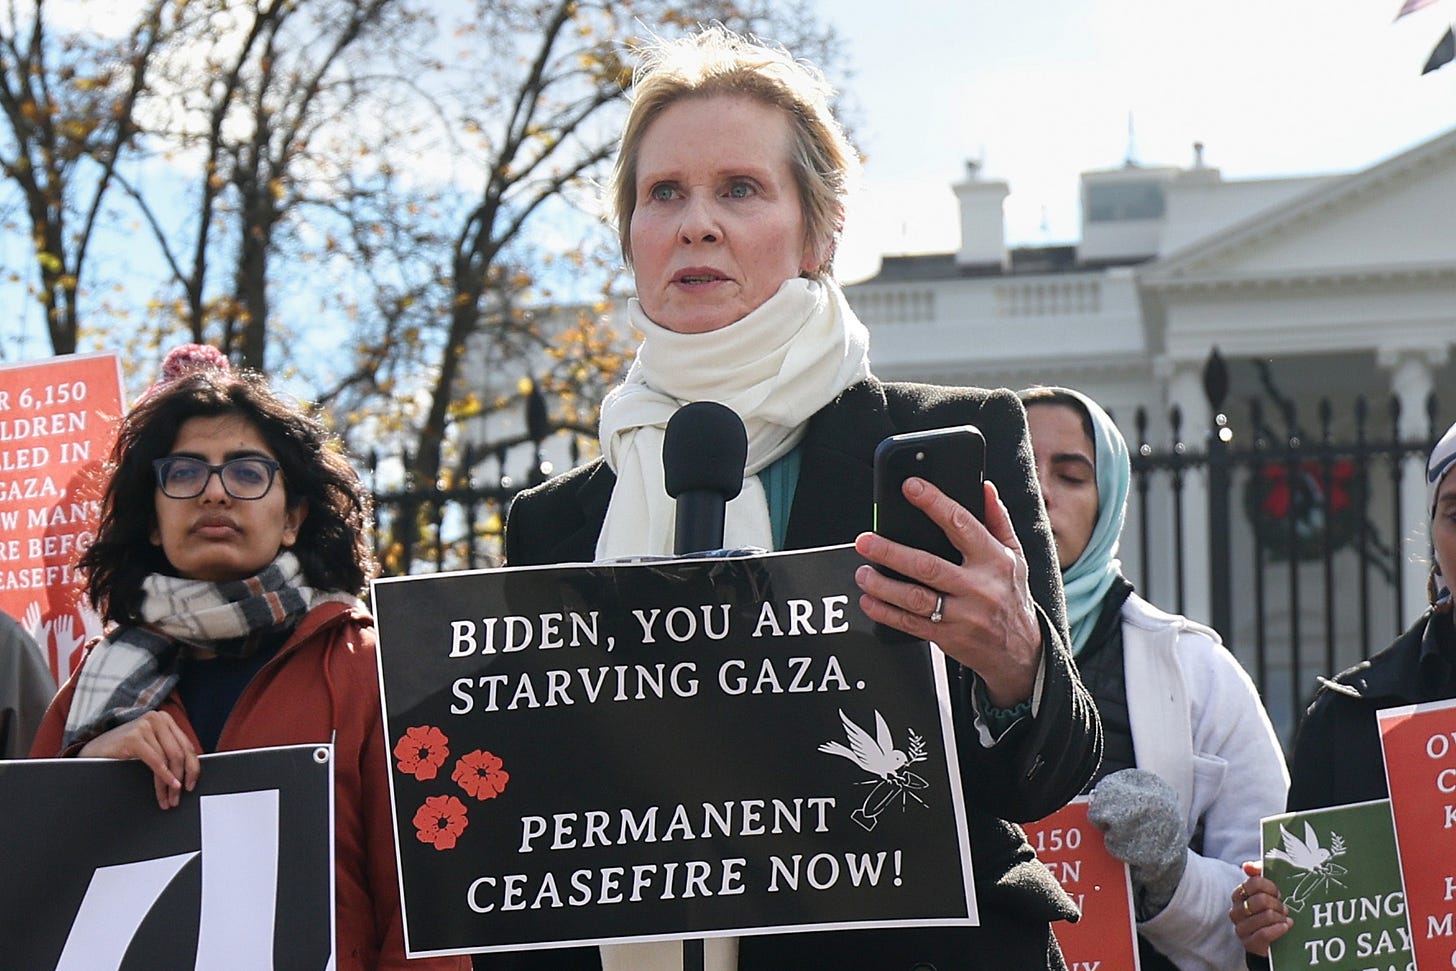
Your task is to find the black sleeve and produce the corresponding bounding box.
[0,615,55,759]
[954,607,1102,822]
[504,460,612,567]
[950,390,1101,822]
[1286,686,1389,811]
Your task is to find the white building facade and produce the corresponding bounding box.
[845,128,1456,738]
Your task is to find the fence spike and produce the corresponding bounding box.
[460,444,474,486]
[1202,346,1229,412]
[526,378,549,443]
[1279,397,1298,440]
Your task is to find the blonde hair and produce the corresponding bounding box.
[609,24,858,279]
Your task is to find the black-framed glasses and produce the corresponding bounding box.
[152,456,282,500]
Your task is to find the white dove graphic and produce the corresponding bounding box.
[819,708,908,779]
[1264,819,1348,911]
[1266,821,1336,873]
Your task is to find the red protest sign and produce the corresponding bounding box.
[1024,798,1140,971]
[0,354,124,685]
[1379,697,1456,971]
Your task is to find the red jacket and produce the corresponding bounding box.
[32,600,470,971]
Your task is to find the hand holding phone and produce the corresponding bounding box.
[872,425,986,581]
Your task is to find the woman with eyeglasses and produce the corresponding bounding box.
[29,345,469,971]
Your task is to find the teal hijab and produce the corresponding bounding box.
[1029,388,1130,655]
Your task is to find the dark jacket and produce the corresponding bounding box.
[1287,607,1456,812]
[487,379,1102,971]
[1246,608,1456,970]
[0,610,53,759]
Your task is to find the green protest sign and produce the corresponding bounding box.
[1262,799,1411,971]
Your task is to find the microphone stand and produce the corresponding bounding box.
[663,401,746,971]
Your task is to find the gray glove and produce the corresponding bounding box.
[1087,768,1187,919]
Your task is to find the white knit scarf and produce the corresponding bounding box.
[596,277,870,561]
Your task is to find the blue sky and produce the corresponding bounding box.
[4,0,1453,363]
[828,0,1456,281]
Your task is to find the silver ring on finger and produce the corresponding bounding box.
[929,593,945,624]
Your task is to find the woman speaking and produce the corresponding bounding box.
[500,25,1101,971]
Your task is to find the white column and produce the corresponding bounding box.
[1379,347,1450,624]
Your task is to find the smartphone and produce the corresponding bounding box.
[872,425,986,581]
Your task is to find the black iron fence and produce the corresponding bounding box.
[364,443,539,577]
[367,363,1449,749]
[364,380,577,575]
[1125,358,1445,746]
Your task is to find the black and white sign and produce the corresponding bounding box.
[0,744,334,970]
[372,543,978,958]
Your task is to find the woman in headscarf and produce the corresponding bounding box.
[1232,417,1456,964]
[1021,386,1288,971]
[498,23,1101,971]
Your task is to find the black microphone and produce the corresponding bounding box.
[663,401,748,555]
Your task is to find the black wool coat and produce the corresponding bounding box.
[480,378,1103,971]
[1247,609,1456,971]
[1287,607,1456,812]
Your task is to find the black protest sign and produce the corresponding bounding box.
[372,543,977,957]
[0,744,333,970]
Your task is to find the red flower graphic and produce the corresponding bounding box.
[413,795,469,851]
[394,725,449,781]
[453,749,510,801]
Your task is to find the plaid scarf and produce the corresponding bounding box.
[62,552,357,749]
